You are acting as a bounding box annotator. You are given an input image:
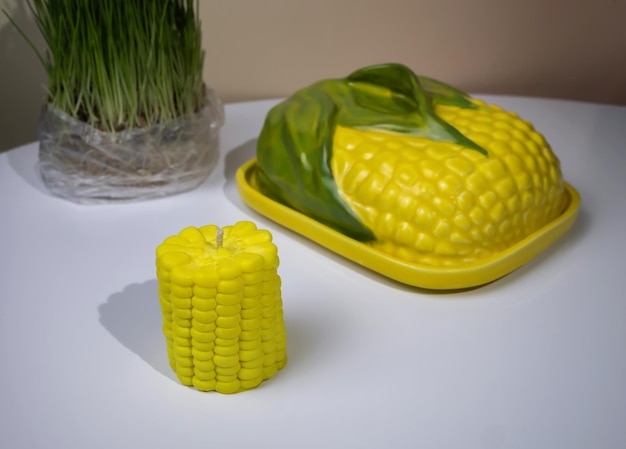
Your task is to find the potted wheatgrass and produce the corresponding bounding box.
[5,0,223,202]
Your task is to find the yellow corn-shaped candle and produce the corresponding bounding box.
[156,221,287,393]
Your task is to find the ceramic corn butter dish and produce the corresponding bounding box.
[237,63,579,289]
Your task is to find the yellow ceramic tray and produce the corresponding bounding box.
[236,158,580,290]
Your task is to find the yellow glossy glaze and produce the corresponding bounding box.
[331,100,565,267]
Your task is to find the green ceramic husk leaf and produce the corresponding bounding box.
[256,63,485,242]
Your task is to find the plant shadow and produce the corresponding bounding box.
[98,279,177,382]
[6,143,51,196]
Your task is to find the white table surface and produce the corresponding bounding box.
[1,96,625,449]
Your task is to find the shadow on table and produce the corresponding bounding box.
[98,279,178,382]
[98,277,323,383]
[222,137,257,205]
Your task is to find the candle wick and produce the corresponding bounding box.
[216,227,224,249]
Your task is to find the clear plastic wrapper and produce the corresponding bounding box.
[37,88,224,203]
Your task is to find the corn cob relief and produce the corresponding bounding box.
[331,100,564,266]
[257,64,567,267]
[156,221,287,393]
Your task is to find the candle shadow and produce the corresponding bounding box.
[97,278,322,383]
[98,279,177,382]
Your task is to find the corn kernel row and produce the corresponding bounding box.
[156,221,286,393]
[331,100,565,266]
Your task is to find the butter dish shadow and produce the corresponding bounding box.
[223,138,257,208]
[98,279,177,382]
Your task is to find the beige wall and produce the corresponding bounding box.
[1,0,625,152]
